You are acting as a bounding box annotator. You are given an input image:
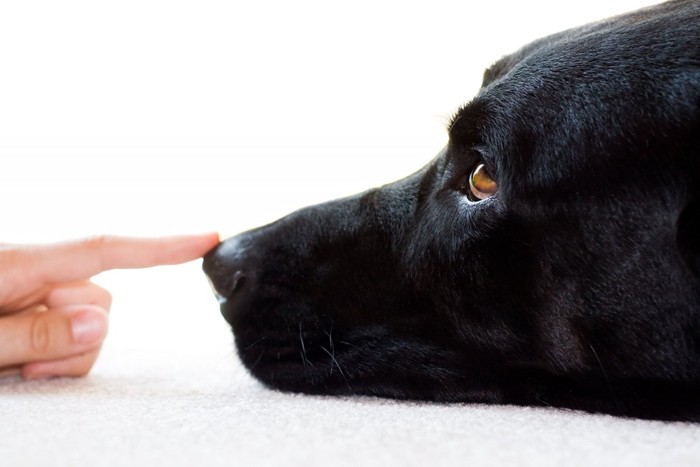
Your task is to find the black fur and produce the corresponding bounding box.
[203,0,700,421]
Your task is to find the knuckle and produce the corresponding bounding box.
[86,235,112,251]
[29,314,51,355]
[88,282,113,310]
[84,235,116,271]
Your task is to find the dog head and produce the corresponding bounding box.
[204,0,700,420]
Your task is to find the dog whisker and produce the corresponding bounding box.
[326,322,336,354]
[535,395,554,408]
[299,322,313,369]
[243,336,268,351]
[249,350,264,371]
[320,345,348,381]
[589,343,620,413]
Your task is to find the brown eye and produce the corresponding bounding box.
[468,164,497,200]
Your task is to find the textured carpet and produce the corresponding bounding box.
[3,360,700,467]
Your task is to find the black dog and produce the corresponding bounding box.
[204,0,700,421]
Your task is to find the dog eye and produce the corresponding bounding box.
[468,164,497,201]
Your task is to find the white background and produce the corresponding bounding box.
[0,0,660,358]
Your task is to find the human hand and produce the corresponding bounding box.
[0,233,219,380]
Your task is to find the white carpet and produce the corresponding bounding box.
[1,264,699,467]
[3,358,699,467]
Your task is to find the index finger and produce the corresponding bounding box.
[22,233,220,285]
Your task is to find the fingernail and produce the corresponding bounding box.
[71,310,107,345]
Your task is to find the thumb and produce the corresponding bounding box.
[0,306,108,368]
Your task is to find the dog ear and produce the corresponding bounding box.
[677,196,700,277]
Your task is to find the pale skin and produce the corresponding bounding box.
[0,233,220,380]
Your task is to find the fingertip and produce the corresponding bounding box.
[169,232,221,262]
[203,231,220,242]
[204,232,221,254]
[197,232,221,249]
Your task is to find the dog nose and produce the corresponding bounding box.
[202,237,256,305]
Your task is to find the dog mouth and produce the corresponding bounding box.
[206,258,345,376]
[225,298,357,392]
[203,229,509,401]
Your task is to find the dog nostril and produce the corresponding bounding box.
[208,270,250,305]
[232,270,247,294]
